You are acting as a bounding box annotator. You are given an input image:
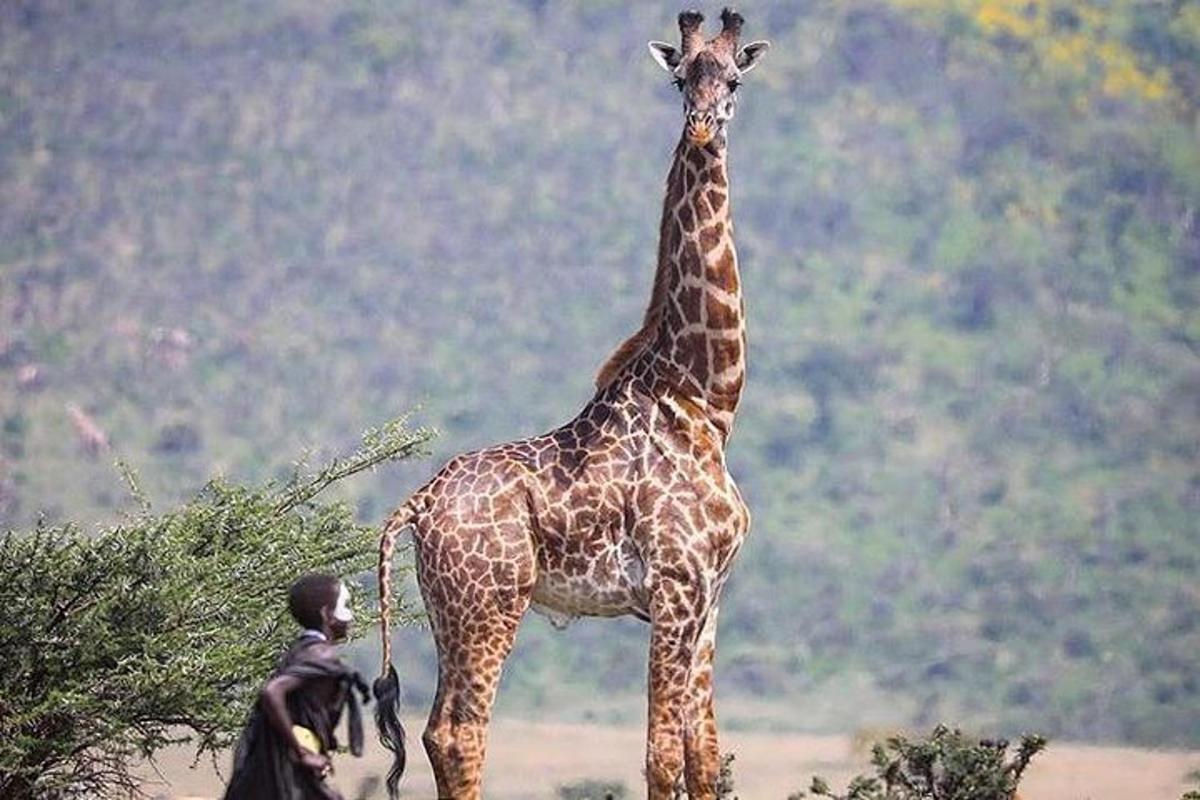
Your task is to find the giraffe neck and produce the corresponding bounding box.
[647,135,745,441]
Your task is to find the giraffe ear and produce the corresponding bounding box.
[736,40,770,73]
[648,41,681,73]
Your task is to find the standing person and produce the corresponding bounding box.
[223,574,370,800]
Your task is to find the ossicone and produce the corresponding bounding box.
[678,9,705,57]
[720,7,744,36]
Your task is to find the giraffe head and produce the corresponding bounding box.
[649,8,769,148]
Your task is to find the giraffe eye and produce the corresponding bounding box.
[673,76,685,91]
[728,78,741,92]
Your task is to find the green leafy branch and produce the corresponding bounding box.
[0,416,434,799]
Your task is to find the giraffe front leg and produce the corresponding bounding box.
[646,621,692,799]
[683,604,721,799]
[646,577,712,800]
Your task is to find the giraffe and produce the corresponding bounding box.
[372,9,769,799]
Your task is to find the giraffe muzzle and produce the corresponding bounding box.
[686,110,718,146]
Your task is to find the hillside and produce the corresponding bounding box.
[1,1,1197,746]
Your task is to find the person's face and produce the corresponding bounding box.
[322,581,353,642]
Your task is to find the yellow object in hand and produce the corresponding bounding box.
[292,725,322,755]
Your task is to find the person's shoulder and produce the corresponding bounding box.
[306,641,341,661]
[294,640,349,673]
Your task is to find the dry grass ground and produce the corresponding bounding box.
[144,718,1199,800]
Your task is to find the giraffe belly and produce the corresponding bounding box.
[530,534,649,628]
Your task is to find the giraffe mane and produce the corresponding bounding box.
[594,259,671,389]
[597,140,691,392]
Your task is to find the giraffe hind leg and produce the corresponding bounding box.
[415,514,535,800]
[423,593,528,800]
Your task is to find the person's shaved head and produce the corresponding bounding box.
[288,573,340,629]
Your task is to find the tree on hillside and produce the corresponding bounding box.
[0,417,432,799]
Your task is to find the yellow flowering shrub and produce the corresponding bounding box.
[888,0,1180,103]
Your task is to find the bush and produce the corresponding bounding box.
[792,726,1046,800]
[558,778,629,800]
[0,417,433,799]
[1183,768,1200,800]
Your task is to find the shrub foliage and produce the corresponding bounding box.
[0,417,432,798]
[794,726,1046,800]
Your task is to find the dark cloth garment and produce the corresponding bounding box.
[222,636,370,800]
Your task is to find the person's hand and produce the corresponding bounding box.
[297,749,332,780]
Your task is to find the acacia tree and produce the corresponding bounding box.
[0,416,433,799]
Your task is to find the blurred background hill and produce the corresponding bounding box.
[1,0,1197,748]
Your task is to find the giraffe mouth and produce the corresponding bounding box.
[686,124,717,146]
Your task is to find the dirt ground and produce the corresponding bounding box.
[146,717,1199,799]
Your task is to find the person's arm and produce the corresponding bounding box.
[260,673,330,776]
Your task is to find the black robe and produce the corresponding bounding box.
[223,636,369,800]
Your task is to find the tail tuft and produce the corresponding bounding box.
[373,664,407,799]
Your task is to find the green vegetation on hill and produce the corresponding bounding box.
[1,1,1197,747]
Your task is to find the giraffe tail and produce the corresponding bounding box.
[374,499,417,800]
